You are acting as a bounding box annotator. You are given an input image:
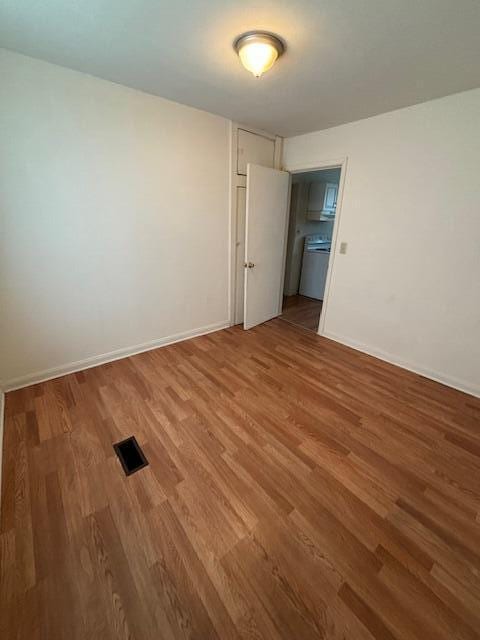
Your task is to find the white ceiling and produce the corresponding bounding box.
[1,0,480,137]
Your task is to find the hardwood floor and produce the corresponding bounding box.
[1,319,480,640]
[281,294,322,331]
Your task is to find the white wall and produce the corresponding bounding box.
[284,89,480,397]
[0,50,230,387]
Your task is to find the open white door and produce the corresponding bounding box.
[244,163,290,330]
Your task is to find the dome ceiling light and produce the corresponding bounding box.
[234,31,285,78]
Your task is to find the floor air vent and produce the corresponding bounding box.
[113,436,148,476]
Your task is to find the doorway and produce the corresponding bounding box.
[230,129,345,335]
[280,167,341,332]
[229,123,282,326]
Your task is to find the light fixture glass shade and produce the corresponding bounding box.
[235,32,284,77]
[239,41,278,77]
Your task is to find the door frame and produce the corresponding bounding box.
[228,122,282,326]
[282,156,348,336]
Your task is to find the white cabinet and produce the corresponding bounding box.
[324,183,337,211]
[306,181,338,220]
[237,129,275,175]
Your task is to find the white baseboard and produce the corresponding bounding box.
[322,330,480,400]
[2,320,230,392]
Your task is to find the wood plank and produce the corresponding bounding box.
[1,319,480,639]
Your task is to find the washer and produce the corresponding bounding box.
[299,234,331,300]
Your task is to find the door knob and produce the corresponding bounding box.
[244,262,255,268]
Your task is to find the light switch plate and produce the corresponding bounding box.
[339,242,348,254]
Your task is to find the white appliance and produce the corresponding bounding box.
[299,234,331,300]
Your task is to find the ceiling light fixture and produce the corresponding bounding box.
[234,31,285,78]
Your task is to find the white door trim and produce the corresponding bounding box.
[283,157,348,337]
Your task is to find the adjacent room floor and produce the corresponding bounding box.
[1,320,480,640]
[281,294,322,332]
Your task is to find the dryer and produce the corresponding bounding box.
[299,234,331,300]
